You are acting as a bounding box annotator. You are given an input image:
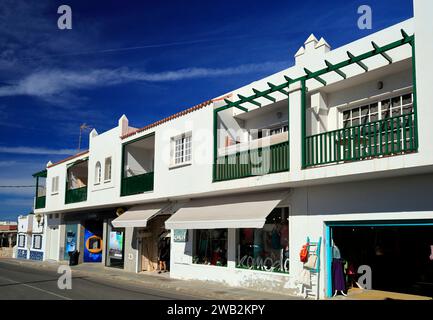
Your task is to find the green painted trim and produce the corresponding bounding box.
[325,60,346,79]
[301,79,307,169]
[253,88,276,103]
[212,109,218,182]
[372,41,393,64]
[66,157,89,169]
[411,38,419,151]
[238,94,261,107]
[122,132,155,146]
[121,132,155,196]
[219,33,413,110]
[304,67,326,86]
[32,170,47,178]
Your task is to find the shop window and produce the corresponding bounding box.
[32,235,42,250]
[18,235,25,248]
[237,208,289,274]
[193,229,227,267]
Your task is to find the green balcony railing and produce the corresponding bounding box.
[214,141,289,182]
[65,186,88,204]
[121,172,154,196]
[304,113,417,168]
[35,196,46,209]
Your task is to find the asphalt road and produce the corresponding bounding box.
[0,260,201,300]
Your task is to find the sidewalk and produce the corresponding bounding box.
[2,258,301,300]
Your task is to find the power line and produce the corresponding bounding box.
[0,185,36,188]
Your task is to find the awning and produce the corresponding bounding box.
[111,202,169,228]
[165,191,288,230]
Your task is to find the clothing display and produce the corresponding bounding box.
[280,224,289,247]
[332,245,342,259]
[271,227,281,250]
[332,258,346,292]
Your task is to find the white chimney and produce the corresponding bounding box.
[294,34,331,66]
[118,114,129,136]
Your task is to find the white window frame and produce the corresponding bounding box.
[51,176,59,195]
[18,235,26,248]
[170,132,192,168]
[95,161,102,185]
[104,157,112,182]
[341,91,413,129]
[32,235,43,250]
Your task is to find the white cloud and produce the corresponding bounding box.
[0,146,76,155]
[0,160,17,167]
[0,61,287,102]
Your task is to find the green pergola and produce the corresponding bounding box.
[213,29,416,180]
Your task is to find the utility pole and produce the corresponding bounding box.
[78,123,92,152]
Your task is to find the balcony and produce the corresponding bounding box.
[121,172,154,196]
[121,134,155,196]
[35,196,46,209]
[32,170,46,210]
[213,100,290,182]
[65,186,88,204]
[304,112,417,167]
[65,158,88,204]
[214,132,289,182]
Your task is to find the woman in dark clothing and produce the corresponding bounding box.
[158,236,170,273]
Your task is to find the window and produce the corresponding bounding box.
[193,229,227,267]
[18,235,25,248]
[55,213,59,219]
[172,133,192,166]
[32,235,42,250]
[342,92,413,128]
[51,176,59,194]
[237,208,289,274]
[94,161,102,184]
[269,124,288,136]
[104,157,112,181]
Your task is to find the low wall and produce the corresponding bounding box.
[0,247,14,257]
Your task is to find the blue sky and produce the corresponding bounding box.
[0,0,413,220]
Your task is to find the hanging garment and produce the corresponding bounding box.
[332,246,341,259]
[271,228,281,250]
[430,245,433,261]
[280,224,289,247]
[332,258,346,292]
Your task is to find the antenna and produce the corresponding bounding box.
[78,123,92,152]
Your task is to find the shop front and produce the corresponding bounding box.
[326,220,433,298]
[111,202,173,273]
[165,190,292,292]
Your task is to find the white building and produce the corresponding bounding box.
[32,0,433,299]
[16,214,45,261]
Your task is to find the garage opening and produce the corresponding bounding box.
[330,224,433,298]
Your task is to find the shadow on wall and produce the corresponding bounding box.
[290,173,433,216]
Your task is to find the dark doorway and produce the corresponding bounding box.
[332,225,433,297]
